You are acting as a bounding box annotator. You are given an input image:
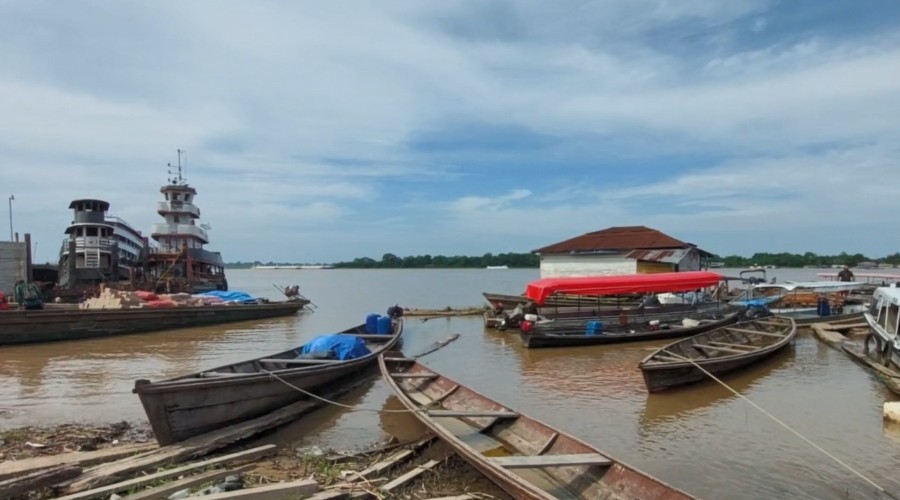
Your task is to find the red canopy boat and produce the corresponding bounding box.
[524,271,725,306]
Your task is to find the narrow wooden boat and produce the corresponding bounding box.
[380,356,695,500]
[639,317,796,393]
[0,300,309,346]
[134,318,403,445]
[520,308,744,348]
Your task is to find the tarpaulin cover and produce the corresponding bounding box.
[194,290,257,303]
[524,271,725,305]
[299,334,371,360]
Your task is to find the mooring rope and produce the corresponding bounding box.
[263,369,433,414]
[660,349,899,500]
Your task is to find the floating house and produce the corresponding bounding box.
[532,226,712,278]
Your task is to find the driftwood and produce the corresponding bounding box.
[0,464,82,498]
[59,445,276,498]
[0,442,156,481]
[411,334,461,359]
[199,479,318,499]
[62,374,377,494]
[125,464,254,499]
[380,459,441,492]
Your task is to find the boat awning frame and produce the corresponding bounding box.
[524,271,725,305]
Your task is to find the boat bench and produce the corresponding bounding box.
[427,410,519,418]
[692,344,753,355]
[488,453,612,468]
[259,358,342,365]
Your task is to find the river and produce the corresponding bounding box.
[2,267,900,499]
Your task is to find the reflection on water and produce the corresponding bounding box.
[3,269,900,499]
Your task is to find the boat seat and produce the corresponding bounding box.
[488,453,612,468]
[707,341,760,350]
[692,344,752,355]
[427,410,519,418]
[650,354,687,363]
[391,373,438,379]
[725,327,785,338]
[258,358,341,365]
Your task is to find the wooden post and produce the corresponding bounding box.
[24,233,32,282]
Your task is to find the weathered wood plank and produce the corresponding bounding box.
[62,375,376,493]
[258,358,343,365]
[125,464,254,499]
[349,437,434,481]
[424,496,477,500]
[725,327,786,337]
[198,479,318,499]
[390,373,438,379]
[410,334,461,359]
[427,410,519,418]
[707,341,760,350]
[59,444,276,498]
[0,464,82,499]
[488,453,612,468]
[380,459,441,492]
[692,344,755,355]
[0,443,156,481]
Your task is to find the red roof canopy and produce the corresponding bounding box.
[524,271,725,305]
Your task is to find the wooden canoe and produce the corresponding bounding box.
[639,317,796,393]
[520,308,744,348]
[134,319,403,445]
[0,300,309,346]
[380,356,695,500]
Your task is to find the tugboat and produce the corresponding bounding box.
[145,151,227,293]
[57,199,147,290]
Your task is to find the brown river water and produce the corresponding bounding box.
[3,268,900,499]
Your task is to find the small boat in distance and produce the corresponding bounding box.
[135,317,403,445]
[486,265,509,270]
[639,316,796,392]
[380,356,695,499]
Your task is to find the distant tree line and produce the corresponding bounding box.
[714,252,900,268]
[226,251,900,270]
[333,252,540,268]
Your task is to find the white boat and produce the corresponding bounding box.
[864,287,900,368]
[733,281,868,325]
[486,265,509,270]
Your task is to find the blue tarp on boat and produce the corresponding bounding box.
[299,334,371,360]
[194,290,258,304]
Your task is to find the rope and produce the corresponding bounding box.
[263,369,432,414]
[660,349,899,499]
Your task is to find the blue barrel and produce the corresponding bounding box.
[377,316,393,335]
[817,298,831,317]
[585,320,603,336]
[366,313,381,334]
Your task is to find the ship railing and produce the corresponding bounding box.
[59,237,117,255]
[156,201,201,217]
[151,223,209,243]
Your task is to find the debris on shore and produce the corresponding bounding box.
[0,422,508,499]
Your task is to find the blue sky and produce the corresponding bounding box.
[2,1,899,263]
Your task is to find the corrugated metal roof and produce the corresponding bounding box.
[626,248,691,264]
[533,226,710,255]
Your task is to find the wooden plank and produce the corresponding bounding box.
[433,384,460,403]
[725,327,786,337]
[409,334,461,359]
[259,358,342,365]
[707,341,760,350]
[489,453,612,468]
[536,432,559,455]
[350,437,434,481]
[63,375,376,493]
[380,459,441,492]
[198,479,319,499]
[651,354,688,363]
[427,410,519,418]
[59,445,277,498]
[692,344,753,355]
[423,496,476,500]
[303,491,350,500]
[0,464,82,499]
[0,443,156,481]
[390,373,438,379]
[125,464,254,499]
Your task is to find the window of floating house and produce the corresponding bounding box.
[87,227,98,237]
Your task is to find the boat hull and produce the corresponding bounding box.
[0,301,308,346]
[135,320,403,445]
[380,356,694,500]
[639,317,797,393]
[521,310,743,348]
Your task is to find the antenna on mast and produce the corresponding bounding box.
[175,149,185,184]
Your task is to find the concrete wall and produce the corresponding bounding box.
[539,253,637,278]
[0,241,26,295]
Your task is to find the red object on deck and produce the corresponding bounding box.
[524,271,725,305]
[0,292,7,311]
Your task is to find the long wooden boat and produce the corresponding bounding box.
[0,299,310,346]
[639,317,796,392]
[520,308,744,348]
[380,356,695,500]
[134,319,403,445]
[732,280,869,326]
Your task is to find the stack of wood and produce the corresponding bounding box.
[79,288,147,310]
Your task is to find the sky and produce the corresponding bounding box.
[2,1,899,264]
